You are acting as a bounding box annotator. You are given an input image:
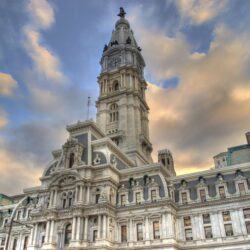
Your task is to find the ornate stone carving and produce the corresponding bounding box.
[93,153,101,165]
[111,155,117,167]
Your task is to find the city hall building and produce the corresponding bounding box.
[1,8,250,250]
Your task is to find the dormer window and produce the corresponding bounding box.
[219,186,226,199]
[200,189,206,202]
[238,183,246,195]
[181,192,188,204]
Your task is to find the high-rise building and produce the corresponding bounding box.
[0,8,250,250]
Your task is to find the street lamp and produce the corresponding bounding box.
[4,196,34,250]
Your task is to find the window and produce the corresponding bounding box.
[181,192,188,204]
[23,236,28,250]
[64,224,72,245]
[184,216,191,227]
[16,211,21,220]
[161,158,165,166]
[135,192,141,204]
[137,223,143,241]
[109,103,119,123]
[1,238,5,246]
[246,221,250,234]
[22,208,27,219]
[121,225,127,242]
[219,186,225,199]
[68,192,73,207]
[62,192,67,208]
[3,218,8,227]
[222,211,231,222]
[12,238,17,250]
[153,221,160,239]
[69,153,74,168]
[243,209,250,219]
[203,214,211,224]
[41,236,45,245]
[96,194,100,204]
[93,230,98,242]
[113,81,119,91]
[200,189,206,202]
[238,183,246,195]
[151,190,157,201]
[185,229,193,241]
[121,195,126,206]
[204,226,213,239]
[224,224,233,236]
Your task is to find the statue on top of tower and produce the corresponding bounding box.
[118,7,126,18]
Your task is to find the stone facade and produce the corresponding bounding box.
[0,7,250,250]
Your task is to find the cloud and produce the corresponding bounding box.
[176,0,228,24]
[23,0,65,83]
[0,138,41,195]
[0,72,18,96]
[27,0,54,29]
[0,122,68,195]
[130,10,250,174]
[0,108,8,129]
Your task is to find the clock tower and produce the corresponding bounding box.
[96,8,153,166]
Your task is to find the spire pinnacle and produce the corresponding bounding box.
[118,7,126,18]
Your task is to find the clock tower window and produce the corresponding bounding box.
[109,103,119,122]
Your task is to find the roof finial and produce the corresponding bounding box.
[118,7,126,18]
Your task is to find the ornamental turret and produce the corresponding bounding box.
[96,7,153,166]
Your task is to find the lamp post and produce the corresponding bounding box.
[4,196,34,250]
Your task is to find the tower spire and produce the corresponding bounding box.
[96,7,153,166]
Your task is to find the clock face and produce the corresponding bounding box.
[108,56,121,69]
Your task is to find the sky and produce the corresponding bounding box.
[0,0,250,195]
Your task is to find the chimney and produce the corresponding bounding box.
[246,132,250,145]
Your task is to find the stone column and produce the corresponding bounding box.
[76,217,81,241]
[238,209,247,235]
[231,210,242,236]
[145,216,150,240]
[49,220,55,243]
[72,217,77,241]
[176,217,185,241]
[98,215,101,239]
[129,74,132,88]
[32,223,38,245]
[166,213,175,238]
[28,226,34,246]
[17,233,23,250]
[129,218,133,242]
[217,212,225,237]
[49,191,54,207]
[53,189,58,207]
[44,221,50,243]
[84,217,88,241]
[79,185,83,202]
[103,215,107,239]
[161,213,167,238]
[86,186,90,204]
[75,186,79,203]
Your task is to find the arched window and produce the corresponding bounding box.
[69,153,74,168]
[62,192,67,208]
[109,103,119,122]
[64,224,72,245]
[68,192,73,207]
[113,81,119,91]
